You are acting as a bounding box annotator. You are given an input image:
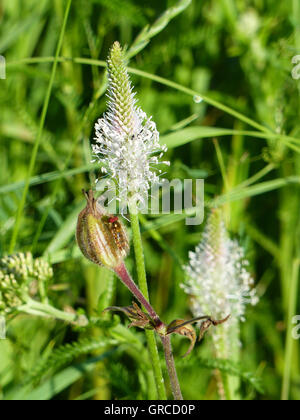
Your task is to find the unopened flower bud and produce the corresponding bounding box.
[76,190,130,270]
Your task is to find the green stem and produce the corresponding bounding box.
[7,56,300,148]
[7,56,268,134]
[129,205,167,400]
[9,0,73,253]
[161,336,183,400]
[216,328,232,400]
[213,138,230,193]
[114,262,183,400]
[281,259,300,400]
[19,298,88,325]
[216,321,240,400]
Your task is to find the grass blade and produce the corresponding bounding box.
[9,0,73,253]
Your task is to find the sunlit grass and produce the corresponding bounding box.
[0,0,299,400]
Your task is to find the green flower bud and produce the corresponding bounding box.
[76,190,130,270]
[0,253,53,315]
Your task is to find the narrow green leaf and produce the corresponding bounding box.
[44,202,84,254]
[12,353,115,400]
[0,164,95,195]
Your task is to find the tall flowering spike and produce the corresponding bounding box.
[105,41,137,136]
[182,210,258,353]
[92,41,169,203]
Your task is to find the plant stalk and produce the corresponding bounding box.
[114,263,162,327]
[128,204,183,400]
[114,262,184,400]
[281,259,300,400]
[19,298,88,325]
[160,335,183,400]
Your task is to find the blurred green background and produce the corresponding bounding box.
[0,0,300,400]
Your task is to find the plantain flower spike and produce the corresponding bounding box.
[92,41,169,205]
[76,190,130,271]
[182,209,258,354]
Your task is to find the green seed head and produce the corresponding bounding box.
[106,41,137,135]
[76,190,130,270]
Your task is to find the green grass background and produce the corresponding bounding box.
[0,0,300,400]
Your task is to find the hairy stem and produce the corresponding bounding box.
[128,206,167,400]
[129,205,183,400]
[281,259,300,400]
[215,323,240,400]
[160,335,183,400]
[114,261,183,400]
[19,298,88,325]
[114,263,162,327]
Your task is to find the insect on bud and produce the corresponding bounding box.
[76,190,130,270]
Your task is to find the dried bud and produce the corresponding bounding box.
[166,315,230,358]
[76,190,130,270]
[167,319,197,358]
[104,302,155,330]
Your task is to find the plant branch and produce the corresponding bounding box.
[281,259,300,400]
[114,263,162,327]
[161,335,183,400]
[128,204,183,400]
[128,205,167,400]
[18,298,88,326]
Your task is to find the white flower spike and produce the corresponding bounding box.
[182,210,258,353]
[92,42,169,207]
